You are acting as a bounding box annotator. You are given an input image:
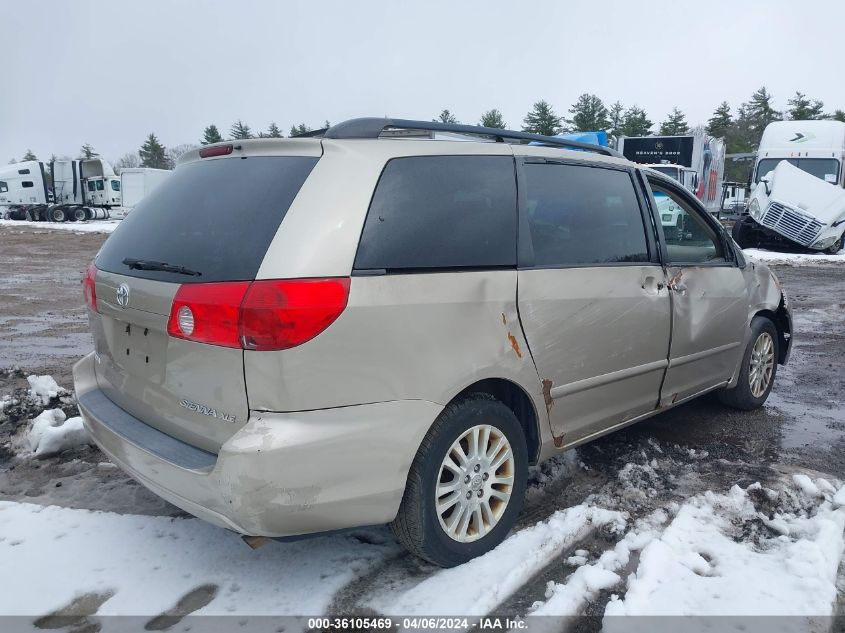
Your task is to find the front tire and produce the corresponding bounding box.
[390,395,527,567]
[825,236,843,255]
[718,316,778,410]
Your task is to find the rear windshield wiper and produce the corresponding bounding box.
[122,258,202,276]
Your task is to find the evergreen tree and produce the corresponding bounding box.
[289,123,312,137]
[706,102,733,138]
[323,120,331,130]
[265,122,284,138]
[522,100,562,136]
[786,92,826,120]
[618,106,653,137]
[607,101,625,137]
[139,133,169,169]
[80,143,97,159]
[22,149,37,162]
[434,109,458,124]
[658,107,690,135]
[479,109,506,129]
[742,87,781,135]
[201,125,224,145]
[834,110,845,123]
[567,94,610,132]
[230,120,253,140]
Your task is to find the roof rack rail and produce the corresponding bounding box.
[323,117,623,158]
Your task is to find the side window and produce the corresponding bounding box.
[354,156,517,271]
[87,181,96,192]
[21,181,34,188]
[523,163,649,266]
[0,181,7,193]
[96,180,105,191]
[111,180,121,192]
[18,169,30,175]
[650,182,725,263]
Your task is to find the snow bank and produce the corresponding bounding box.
[13,408,92,457]
[743,247,845,265]
[0,501,397,617]
[369,505,627,616]
[602,479,845,617]
[0,218,119,233]
[27,374,65,405]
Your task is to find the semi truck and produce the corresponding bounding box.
[617,129,726,215]
[0,158,120,222]
[733,120,845,253]
[120,168,171,210]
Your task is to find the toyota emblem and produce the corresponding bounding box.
[116,283,130,308]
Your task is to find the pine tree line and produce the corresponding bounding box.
[12,89,845,171]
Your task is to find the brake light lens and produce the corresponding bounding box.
[199,144,234,159]
[166,278,350,351]
[82,262,98,312]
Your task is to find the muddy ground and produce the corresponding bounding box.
[1,224,844,616]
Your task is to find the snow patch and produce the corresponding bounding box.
[743,247,845,266]
[602,478,845,617]
[26,374,65,405]
[0,501,397,617]
[13,408,91,457]
[369,505,627,616]
[0,218,120,233]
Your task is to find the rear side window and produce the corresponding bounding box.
[21,181,34,188]
[96,156,318,282]
[523,163,649,266]
[354,156,517,271]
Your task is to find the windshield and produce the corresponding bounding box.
[96,156,319,283]
[651,166,680,181]
[755,158,840,184]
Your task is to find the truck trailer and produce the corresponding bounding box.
[120,168,171,210]
[0,158,119,222]
[617,129,726,215]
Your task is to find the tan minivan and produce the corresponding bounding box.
[74,118,792,566]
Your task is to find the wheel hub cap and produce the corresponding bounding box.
[436,423,515,543]
[749,332,775,398]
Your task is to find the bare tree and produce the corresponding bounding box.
[166,143,199,168]
[113,152,141,175]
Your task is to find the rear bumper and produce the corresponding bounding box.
[73,352,442,537]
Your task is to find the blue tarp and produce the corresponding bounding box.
[530,130,609,148]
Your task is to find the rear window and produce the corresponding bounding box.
[354,156,517,271]
[96,156,318,282]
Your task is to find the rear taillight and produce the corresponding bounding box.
[166,278,350,351]
[82,262,98,312]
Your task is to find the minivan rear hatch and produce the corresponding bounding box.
[90,145,320,452]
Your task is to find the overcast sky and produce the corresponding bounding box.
[1,0,843,165]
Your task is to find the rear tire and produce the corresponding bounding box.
[49,207,66,223]
[72,207,87,222]
[390,395,527,567]
[718,316,778,410]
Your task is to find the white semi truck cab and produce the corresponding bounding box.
[734,121,845,253]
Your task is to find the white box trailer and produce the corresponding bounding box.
[617,129,726,215]
[120,168,171,209]
[1,158,119,222]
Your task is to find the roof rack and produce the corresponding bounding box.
[323,118,623,158]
